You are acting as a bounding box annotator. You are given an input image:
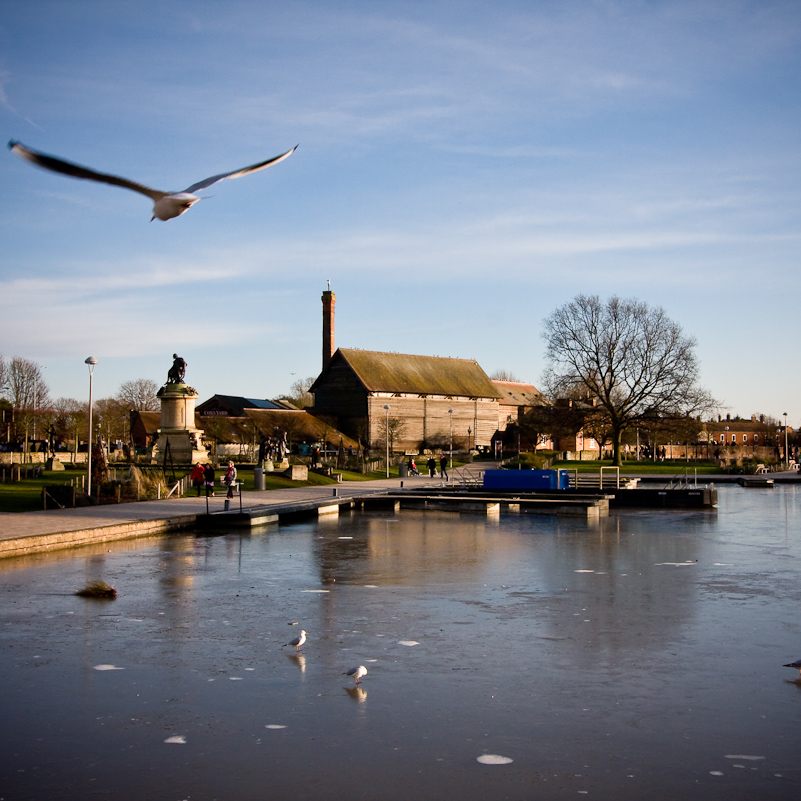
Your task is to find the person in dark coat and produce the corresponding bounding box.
[203,463,215,497]
[440,454,449,480]
[427,456,436,477]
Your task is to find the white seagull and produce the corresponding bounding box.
[342,665,368,685]
[283,630,307,652]
[8,140,297,221]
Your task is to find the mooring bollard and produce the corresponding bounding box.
[224,499,230,511]
[333,487,338,497]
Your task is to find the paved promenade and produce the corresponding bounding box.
[0,473,450,558]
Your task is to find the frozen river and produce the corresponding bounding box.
[1,484,799,800]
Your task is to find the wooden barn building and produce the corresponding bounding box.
[310,289,502,452]
[311,348,501,452]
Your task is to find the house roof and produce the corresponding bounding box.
[242,409,360,447]
[492,380,544,407]
[131,410,160,435]
[196,394,288,416]
[313,348,501,399]
[703,419,774,432]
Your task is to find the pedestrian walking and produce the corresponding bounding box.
[223,461,237,499]
[203,463,215,497]
[427,456,436,477]
[190,462,205,496]
[440,454,449,480]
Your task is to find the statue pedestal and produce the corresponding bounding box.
[152,383,208,465]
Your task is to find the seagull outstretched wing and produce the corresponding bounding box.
[8,141,165,202]
[183,145,298,193]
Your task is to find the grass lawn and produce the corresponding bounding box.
[0,469,83,513]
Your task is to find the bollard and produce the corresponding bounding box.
[333,487,338,497]
[224,499,230,511]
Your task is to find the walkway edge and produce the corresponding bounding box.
[0,514,198,558]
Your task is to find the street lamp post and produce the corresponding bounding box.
[448,409,453,470]
[383,405,390,477]
[85,357,98,496]
[783,412,789,469]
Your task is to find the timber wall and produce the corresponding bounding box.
[367,396,497,450]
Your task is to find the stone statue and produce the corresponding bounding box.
[167,353,187,384]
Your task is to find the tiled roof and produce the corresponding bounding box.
[326,348,501,398]
[197,394,285,416]
[242,409,360,447]
[492,380,544,407]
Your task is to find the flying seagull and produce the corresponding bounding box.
[282,630,307,652]
[342,665,368,685]
[8,140,297,221]
[784,659,801,676]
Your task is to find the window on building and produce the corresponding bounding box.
[731,434,736,443]
[742,434,747,443]
[754,434,759,443]
[720,434,725,443]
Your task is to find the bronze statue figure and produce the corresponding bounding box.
[167,354,187,384]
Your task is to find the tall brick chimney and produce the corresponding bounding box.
[322,285,336,371]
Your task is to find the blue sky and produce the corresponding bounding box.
[1,0,799,426]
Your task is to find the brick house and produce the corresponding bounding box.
[701,415,776,447]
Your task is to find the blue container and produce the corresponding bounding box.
[482,469,569,491]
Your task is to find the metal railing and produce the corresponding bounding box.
[450,464,485,487]
[665,468,699,489]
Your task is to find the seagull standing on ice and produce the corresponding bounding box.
[783,659,801,676]
[283,630,307,652]
[342,665,367,685]
[8,140,297,221]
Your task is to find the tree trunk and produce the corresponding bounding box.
[612,425,623,467]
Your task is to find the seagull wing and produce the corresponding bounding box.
[8,141,166,202]
[183,145,298,194]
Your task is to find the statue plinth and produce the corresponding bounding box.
[152,383,208,465]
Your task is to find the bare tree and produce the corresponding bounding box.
[542,295,716,466]
[4,357,50,441]
[490,369,520,382]
[117,379,159,410]
[279,376,315,409]
[378,415,407,456]
[0,355,8,398]
[51,397,86,454]
[94,397,129,443]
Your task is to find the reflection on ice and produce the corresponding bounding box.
[287,653,306,673]
[345,686,367,703]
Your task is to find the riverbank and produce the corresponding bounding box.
[0,476,430,559]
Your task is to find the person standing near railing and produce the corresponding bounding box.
[223,461,237,499]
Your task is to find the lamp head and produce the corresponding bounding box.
[85,356,98,366]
